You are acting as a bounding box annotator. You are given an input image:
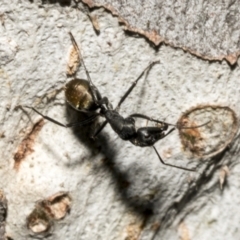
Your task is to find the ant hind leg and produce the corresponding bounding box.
[24,106,98,128]
[116,61,160,110]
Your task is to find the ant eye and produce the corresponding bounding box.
[144,133,150,139]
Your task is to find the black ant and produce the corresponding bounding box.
[25,32,208,171]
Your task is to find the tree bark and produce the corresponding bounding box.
[0,1,239,239]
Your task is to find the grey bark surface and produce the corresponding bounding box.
[0,1,239,240]
[83,0,240,64]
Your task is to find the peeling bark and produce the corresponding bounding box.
[82,0,240,64]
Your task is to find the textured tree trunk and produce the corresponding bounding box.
[0,1,239,239]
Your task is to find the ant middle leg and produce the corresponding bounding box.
[92,61,161,138]
[91,120,108,139]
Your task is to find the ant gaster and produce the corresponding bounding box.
[27,32,208,171]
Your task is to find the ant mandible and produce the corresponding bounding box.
[26,32,207,172]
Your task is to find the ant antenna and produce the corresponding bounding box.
[176,120,211,129]
[129,113,210,129]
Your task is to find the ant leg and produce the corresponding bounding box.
[164,127,175,137]
[91,120,108,139]
[67,114,99,127]
[152,146,196,172]
[115,60,160,110]
[69,32,94,87]
[25,106,98,128]
[69,32,102,104]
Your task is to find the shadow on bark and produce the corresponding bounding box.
[64,104,169,221]
[150,144,237,240]
[28,0,72,7]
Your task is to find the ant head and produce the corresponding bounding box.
[133,127,167,147]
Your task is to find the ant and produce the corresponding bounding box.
[25,32,208,172]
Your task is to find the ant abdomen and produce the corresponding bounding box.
[65,78,97,112]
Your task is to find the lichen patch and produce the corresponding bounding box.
[177,105,238,158]
[26,207,52,234]
[66,36,81,76]
[39,192,72,220]
[26,192,71,236]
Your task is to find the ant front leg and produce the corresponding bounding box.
[129,114,195,171]
[69,32,103,105]
[152,146,196,172]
